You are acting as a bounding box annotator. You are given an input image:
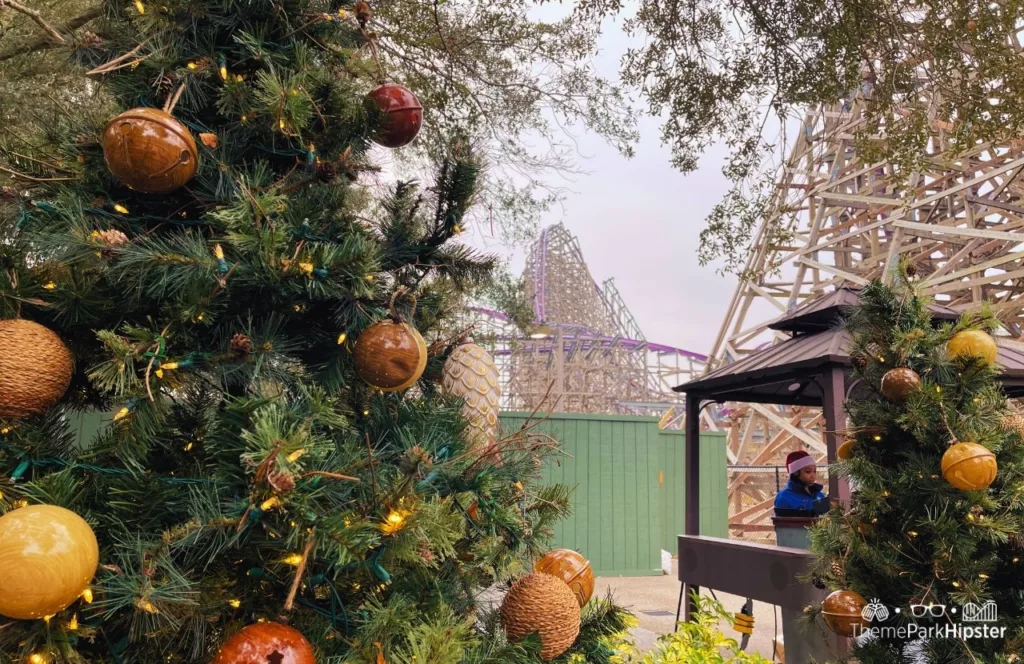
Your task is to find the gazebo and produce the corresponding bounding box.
[671,287,1024,657]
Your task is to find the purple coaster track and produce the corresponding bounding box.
[469,307,708,362]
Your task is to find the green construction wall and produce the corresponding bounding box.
[499,412,728,577]
[67,409,728,577]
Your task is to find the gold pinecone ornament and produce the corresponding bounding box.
[442,343,501,449]
[0,319,73,420]
[499,572,581,661]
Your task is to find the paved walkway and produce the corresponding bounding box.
[597,571,780,659]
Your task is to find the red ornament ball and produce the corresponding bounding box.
[366,83,423,148]
[212,623,315,664]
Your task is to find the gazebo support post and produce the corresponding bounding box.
[821,365,851,503]
[683,395,702,621]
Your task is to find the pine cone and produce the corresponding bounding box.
[267,469,296,494]
[905,263,918,278]
[92,229,129,251]
[230,333,253,360]
[399,445,433,475]
[852,354,868,370]
[316,161,337,183]
[152,72,176,95]
[418,540,434,564]
[0,186,17,201]
[79,30,103,47]
[354,0,371,27]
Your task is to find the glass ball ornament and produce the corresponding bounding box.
[211,623,315,664]
[821,589,867,637]
[353,320,427,391]
[365,83,423,148]
[534,549,594,607]
[0,505,99,619]
[102,107,198,194]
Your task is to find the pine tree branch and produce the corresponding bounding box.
[0,6,101,62]
[0,0,65,44]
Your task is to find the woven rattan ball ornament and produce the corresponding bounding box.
[442,343,501,448]
[880,367,921,403]
[821,589,867,637]
[500,572,581,661]
[0,319,73,420]
[366,83,423,148]
[535,549,594,608]
[354,320,428,391]
[948,329,998,365]
[942,442,997,491]
[0,505,99,619]
[212,623,315,664]
[102,107,198,194]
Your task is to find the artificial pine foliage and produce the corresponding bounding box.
[808,267,1024,663]
[0,1,627,662]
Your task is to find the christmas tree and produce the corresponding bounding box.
[0,1,630,662]
[809,270,1024,662]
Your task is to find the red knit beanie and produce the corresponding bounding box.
[786,450,815,475]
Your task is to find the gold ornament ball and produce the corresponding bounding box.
[0,319,73,420]
[947,329,998,365]
[535,549,595,608]
[442,343,501,449]
[821,589,867,637]
[102,107,199,194]
[353,320,428,391]
[837,439,856,460]
[942,442,997,491]
[880,367,921,403]
[0,505,99,619]
[500,572,581,661]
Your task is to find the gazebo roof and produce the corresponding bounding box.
[767,286,961,334]
[673,328,851,406]
[676,290,1024,404]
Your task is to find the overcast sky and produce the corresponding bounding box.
[460,7,743,358]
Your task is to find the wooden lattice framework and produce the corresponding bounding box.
[713,84,1024,540]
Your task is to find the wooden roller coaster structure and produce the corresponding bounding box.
[714,73,1024,540]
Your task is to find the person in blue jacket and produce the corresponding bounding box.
[774,450,827,513]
